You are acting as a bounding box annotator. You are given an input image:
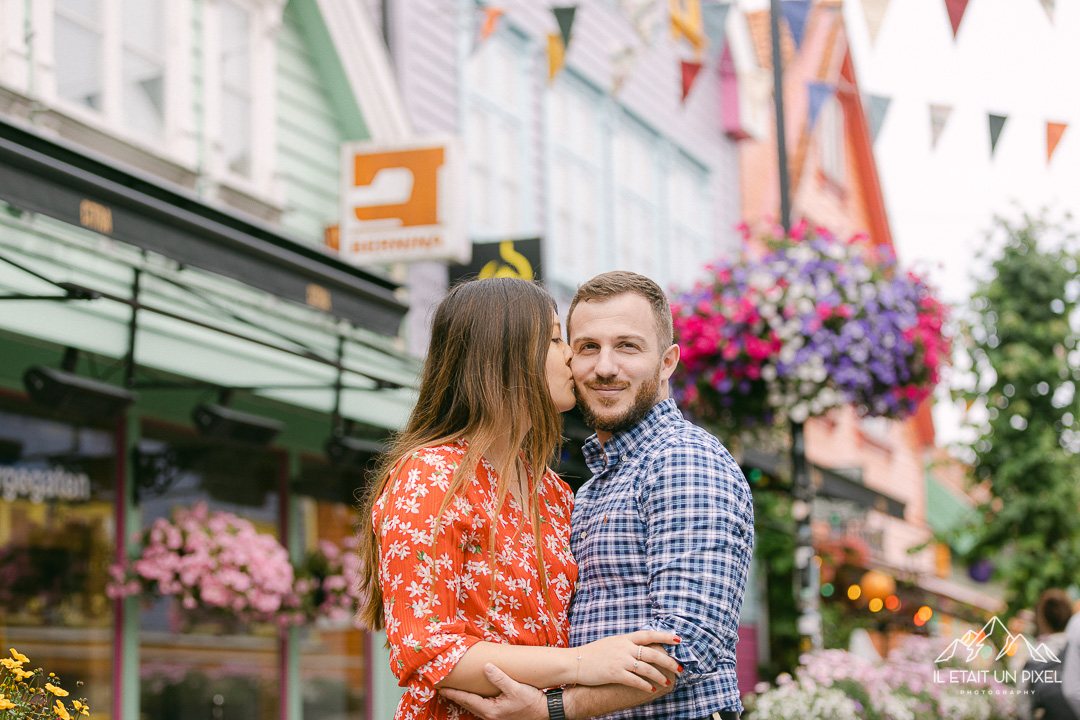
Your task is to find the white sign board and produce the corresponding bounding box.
[339,136,468,265]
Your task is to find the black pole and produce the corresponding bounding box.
[770,0,820,652]
[769,0,792,233]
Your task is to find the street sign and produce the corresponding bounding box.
[339,136,468,265]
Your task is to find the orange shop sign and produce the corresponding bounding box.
[339,136,468,265]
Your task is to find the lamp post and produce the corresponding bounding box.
[769,0,821,652]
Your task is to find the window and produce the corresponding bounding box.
[818,96,846,186]
[464,32,532,239]
[667,153,710,287]
[219,1,253,177]
[548,77,603,282]
[613,116,659,276]
[51,0,171,142]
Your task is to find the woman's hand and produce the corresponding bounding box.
[573,631,682,691]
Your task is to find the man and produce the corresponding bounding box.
[442,271,754,720]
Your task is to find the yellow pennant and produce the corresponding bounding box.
[548,33,566,83]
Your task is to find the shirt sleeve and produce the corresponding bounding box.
[376,451,484,690]
[636,437,754,687]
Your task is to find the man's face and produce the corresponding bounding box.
[568,293,679,442]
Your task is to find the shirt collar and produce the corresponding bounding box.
[581,398,681,476]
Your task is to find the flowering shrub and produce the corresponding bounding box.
[108,503,300,625]
[745,637,1016,720]
[672,223,950,434]
[294,536,366,627]
[0,648,89,720]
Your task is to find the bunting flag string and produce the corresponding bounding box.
[807,81,835,130]
[610,42,638,96]
[988,113,1007,157]
[866,94,891,143]
[553,6,578,51]
[621,0,662,46]
[1047,122,1067,163]
[1040,0,1054,23]
[671,0,706,57]
[781,0,812,49]
[702,2,732,59]
[944,0,970,39]
[548,34,566,83]
[929,104,952,149]
[681,59,704,103]
[860,0,890,46]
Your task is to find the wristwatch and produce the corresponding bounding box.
[545,687,566,720]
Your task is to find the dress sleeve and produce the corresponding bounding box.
[376,450,484,690]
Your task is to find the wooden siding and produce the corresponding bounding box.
[391,0,743,282]
[276,1,347,244]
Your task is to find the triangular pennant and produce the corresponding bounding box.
[553,6,578,51]
[988,113,1007,157]
[622,0,662,45]
[781,0,812,49]
[681,60,704,102]
[867,94,891,142]
[671,0,706,56]
[1040,0,1054,23]
[929,104,952,149]
[480,7,504,43]
[548,34,566,83]
[944,0,970,39]
[1047,122,1066,163]
[610,42,638,95]
[807,81,835,130]
[702,2,731,57]
[860,0,891,46]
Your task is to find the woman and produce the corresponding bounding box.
[357,278,677,720]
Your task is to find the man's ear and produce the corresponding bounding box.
[659,343,680,383]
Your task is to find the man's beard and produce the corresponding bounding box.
[578,370,661,434]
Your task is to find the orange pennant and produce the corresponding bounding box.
[480,7,504,43]
[1048,122,1067,163]
[548,34,566,83]
[681,60,703,103]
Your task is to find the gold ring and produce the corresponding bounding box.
[633,661,639,668]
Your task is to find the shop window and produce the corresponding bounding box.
[135,424,284,720]
[0,402,116,717]
[667,152,710,287]
[295,456,380,720]
[613,115,659,277]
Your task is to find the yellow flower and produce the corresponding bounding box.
[46,682,70,697]
[73,699,90,716]
[11,666,34,681]
[0,657,18,670]
[8,648,28,663]
[55,699,72,720]
[0,694,17,711]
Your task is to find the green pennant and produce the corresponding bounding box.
[554,6,578,51]
[989,113,1008,157]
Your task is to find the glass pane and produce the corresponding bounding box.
[54,15,103,110]
[296,459,375,720]
[0,405,115,716]
[123,51,165,138]
[56,0,100,22]
[221,1,251,89]
[222,89,252,176]
[135,428,283,720]
[123,0,163,56]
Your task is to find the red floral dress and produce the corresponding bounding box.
[373,439,578,720]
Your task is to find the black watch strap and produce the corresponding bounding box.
[546,687,567,720]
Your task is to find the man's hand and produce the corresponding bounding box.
[439,663,548,720]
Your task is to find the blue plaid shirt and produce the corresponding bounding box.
[569,399,754,719]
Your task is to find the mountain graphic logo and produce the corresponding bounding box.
[934,615,1061,664]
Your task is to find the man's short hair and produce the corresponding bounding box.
[567,271,674,349]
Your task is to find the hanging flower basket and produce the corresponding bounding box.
[672,223,950,436]
[108,503,300,626]
[294,536,367,628]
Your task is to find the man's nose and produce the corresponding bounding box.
[593,347,618,377]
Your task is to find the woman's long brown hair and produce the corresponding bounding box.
[356,277,565,631]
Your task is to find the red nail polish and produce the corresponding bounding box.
[673,636,682,643]
[665,679,671,686]
[650,686,656,692]
[678,665,684,673]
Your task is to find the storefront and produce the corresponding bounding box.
[0,117,418,719]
